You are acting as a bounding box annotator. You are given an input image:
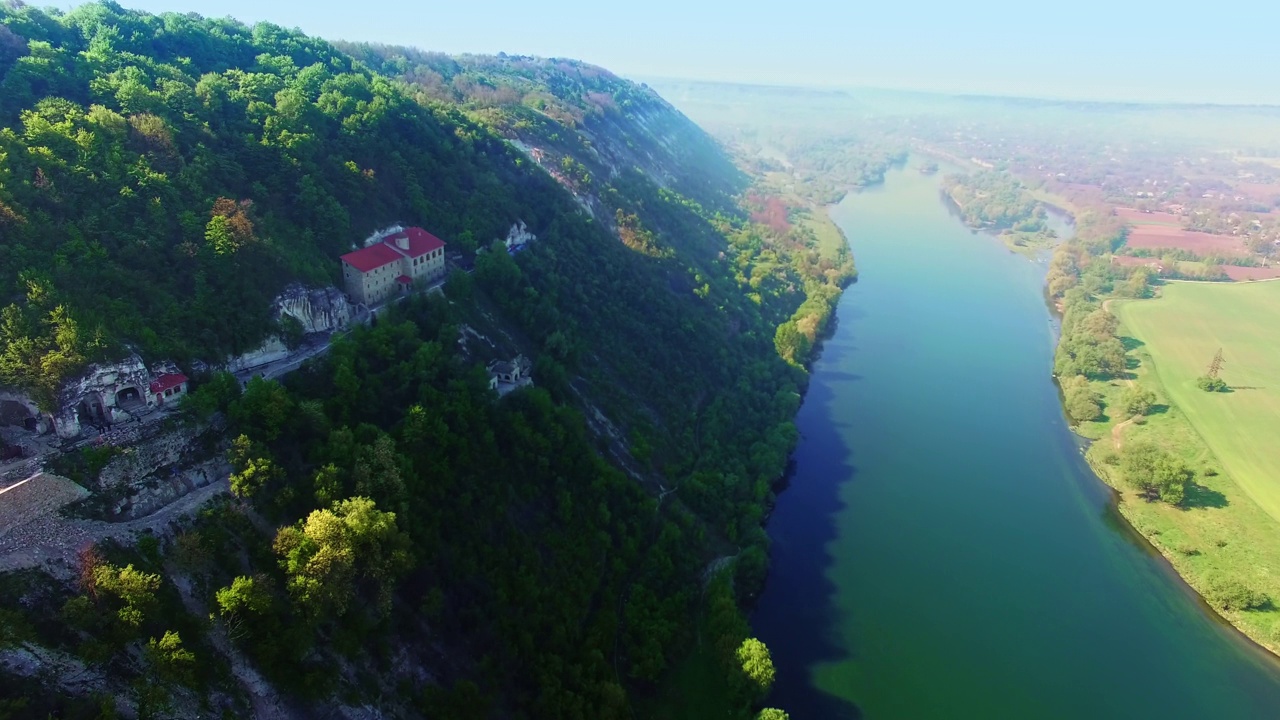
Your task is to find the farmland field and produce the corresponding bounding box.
[1117,281,1280,522]
[1116,207,1181,225]
[1125,225,1250,256]
[1223,265,1280,281]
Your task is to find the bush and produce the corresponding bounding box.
[1062,376,1103,422]
[1196,376,1228,392]
[1119,442,1192,505]
[1121,386,1157,417]
[1203,576,1268,612]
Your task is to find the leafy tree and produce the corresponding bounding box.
[215,574,273,641]
[228,434,281,499]
[1196,375,1228,392]
[273,496,412,621]
[1062,376,1103,422]
[91,563,162,629]
[757,710,791,720]
[736,637,776,702]
[1121,386,1157,417]
[145,631,196,687]
[1120,442,1192,505]
[1203,575,1269,612]
[231,378,295,442]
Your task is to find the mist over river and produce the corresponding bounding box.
[751,162,1280,718]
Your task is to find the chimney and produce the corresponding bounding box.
[395,235,409,250]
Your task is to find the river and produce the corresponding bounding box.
[751,162,1280,718]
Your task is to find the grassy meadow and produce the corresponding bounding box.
[1118,281,1280,522]
[1075,281,1280,651]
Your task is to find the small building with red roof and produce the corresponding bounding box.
[340,226,447,305]
[147,372,189,407]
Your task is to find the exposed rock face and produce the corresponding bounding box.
[0,393,46,433]
[504,220,536,250]
[225,284,357,374]
[226,336,291,374]
[96,419,229,521]
[52,354,173,439]
[273,283,355,334]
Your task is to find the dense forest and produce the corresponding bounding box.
[0,3,850,718]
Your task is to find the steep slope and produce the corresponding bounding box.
[0,4,569,400]
[0,4,848,718]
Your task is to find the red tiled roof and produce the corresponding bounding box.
[149,373,188,395]
[340,227,447,273]
[341,242,404,273]
[395,227,447,259]
[396,275,412,284]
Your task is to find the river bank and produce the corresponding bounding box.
[751,161,1280,718]
[1070,283,1280,658]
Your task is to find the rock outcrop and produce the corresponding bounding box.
[225,284,359,374]
[504,220,536,250]
[51,355,184,439]
[273,283,355,334]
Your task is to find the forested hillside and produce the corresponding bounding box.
[0,3,852,718]
[0,2,570,405]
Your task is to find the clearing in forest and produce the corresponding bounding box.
[1117,281,1280,522]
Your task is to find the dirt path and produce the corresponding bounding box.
[0,478,230,577]
[1111,414,1140,450]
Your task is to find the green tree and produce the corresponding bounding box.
[215,575,273,640]
[273,497,412,621]
[1120,442,1192,505]
[757,710,790,720]
[1196,375,1228,392]
[736,637,776,702]
[1062,376,1103,423]
[228,434,281,499]
[1121,386,1157,417]
[1203,575,1269,612]
[145,631,196,687]
[91,563,161,628]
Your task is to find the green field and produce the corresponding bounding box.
[1117,281,1280,523]
[1069,285,1280,651]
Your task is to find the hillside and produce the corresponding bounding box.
[0,4,852,718]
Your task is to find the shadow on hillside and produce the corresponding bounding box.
[1147,404,1171,415]
[1183,482,1228,510]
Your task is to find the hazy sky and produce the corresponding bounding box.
[70,0,1280,105]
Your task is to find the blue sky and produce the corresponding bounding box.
[74,0,1280,105]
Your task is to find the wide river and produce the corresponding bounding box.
[751,163,1280,718]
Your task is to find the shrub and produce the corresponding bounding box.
[1119,442,1192,506]
[1203,576,1268,612]
[1121,386,1157,417]
[1196,375,1228,392]
[1062,376,1103,422]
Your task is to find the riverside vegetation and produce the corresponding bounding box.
[0,4,854,718]
[1035,185,1280,653]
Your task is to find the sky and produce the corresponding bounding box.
[68,0,1280,105]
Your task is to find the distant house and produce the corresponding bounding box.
[148,373,188,407]
[340,227,447,306]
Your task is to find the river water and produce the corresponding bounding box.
[751,163,1280,718]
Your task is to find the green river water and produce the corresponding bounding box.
[750,162,1280,718]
